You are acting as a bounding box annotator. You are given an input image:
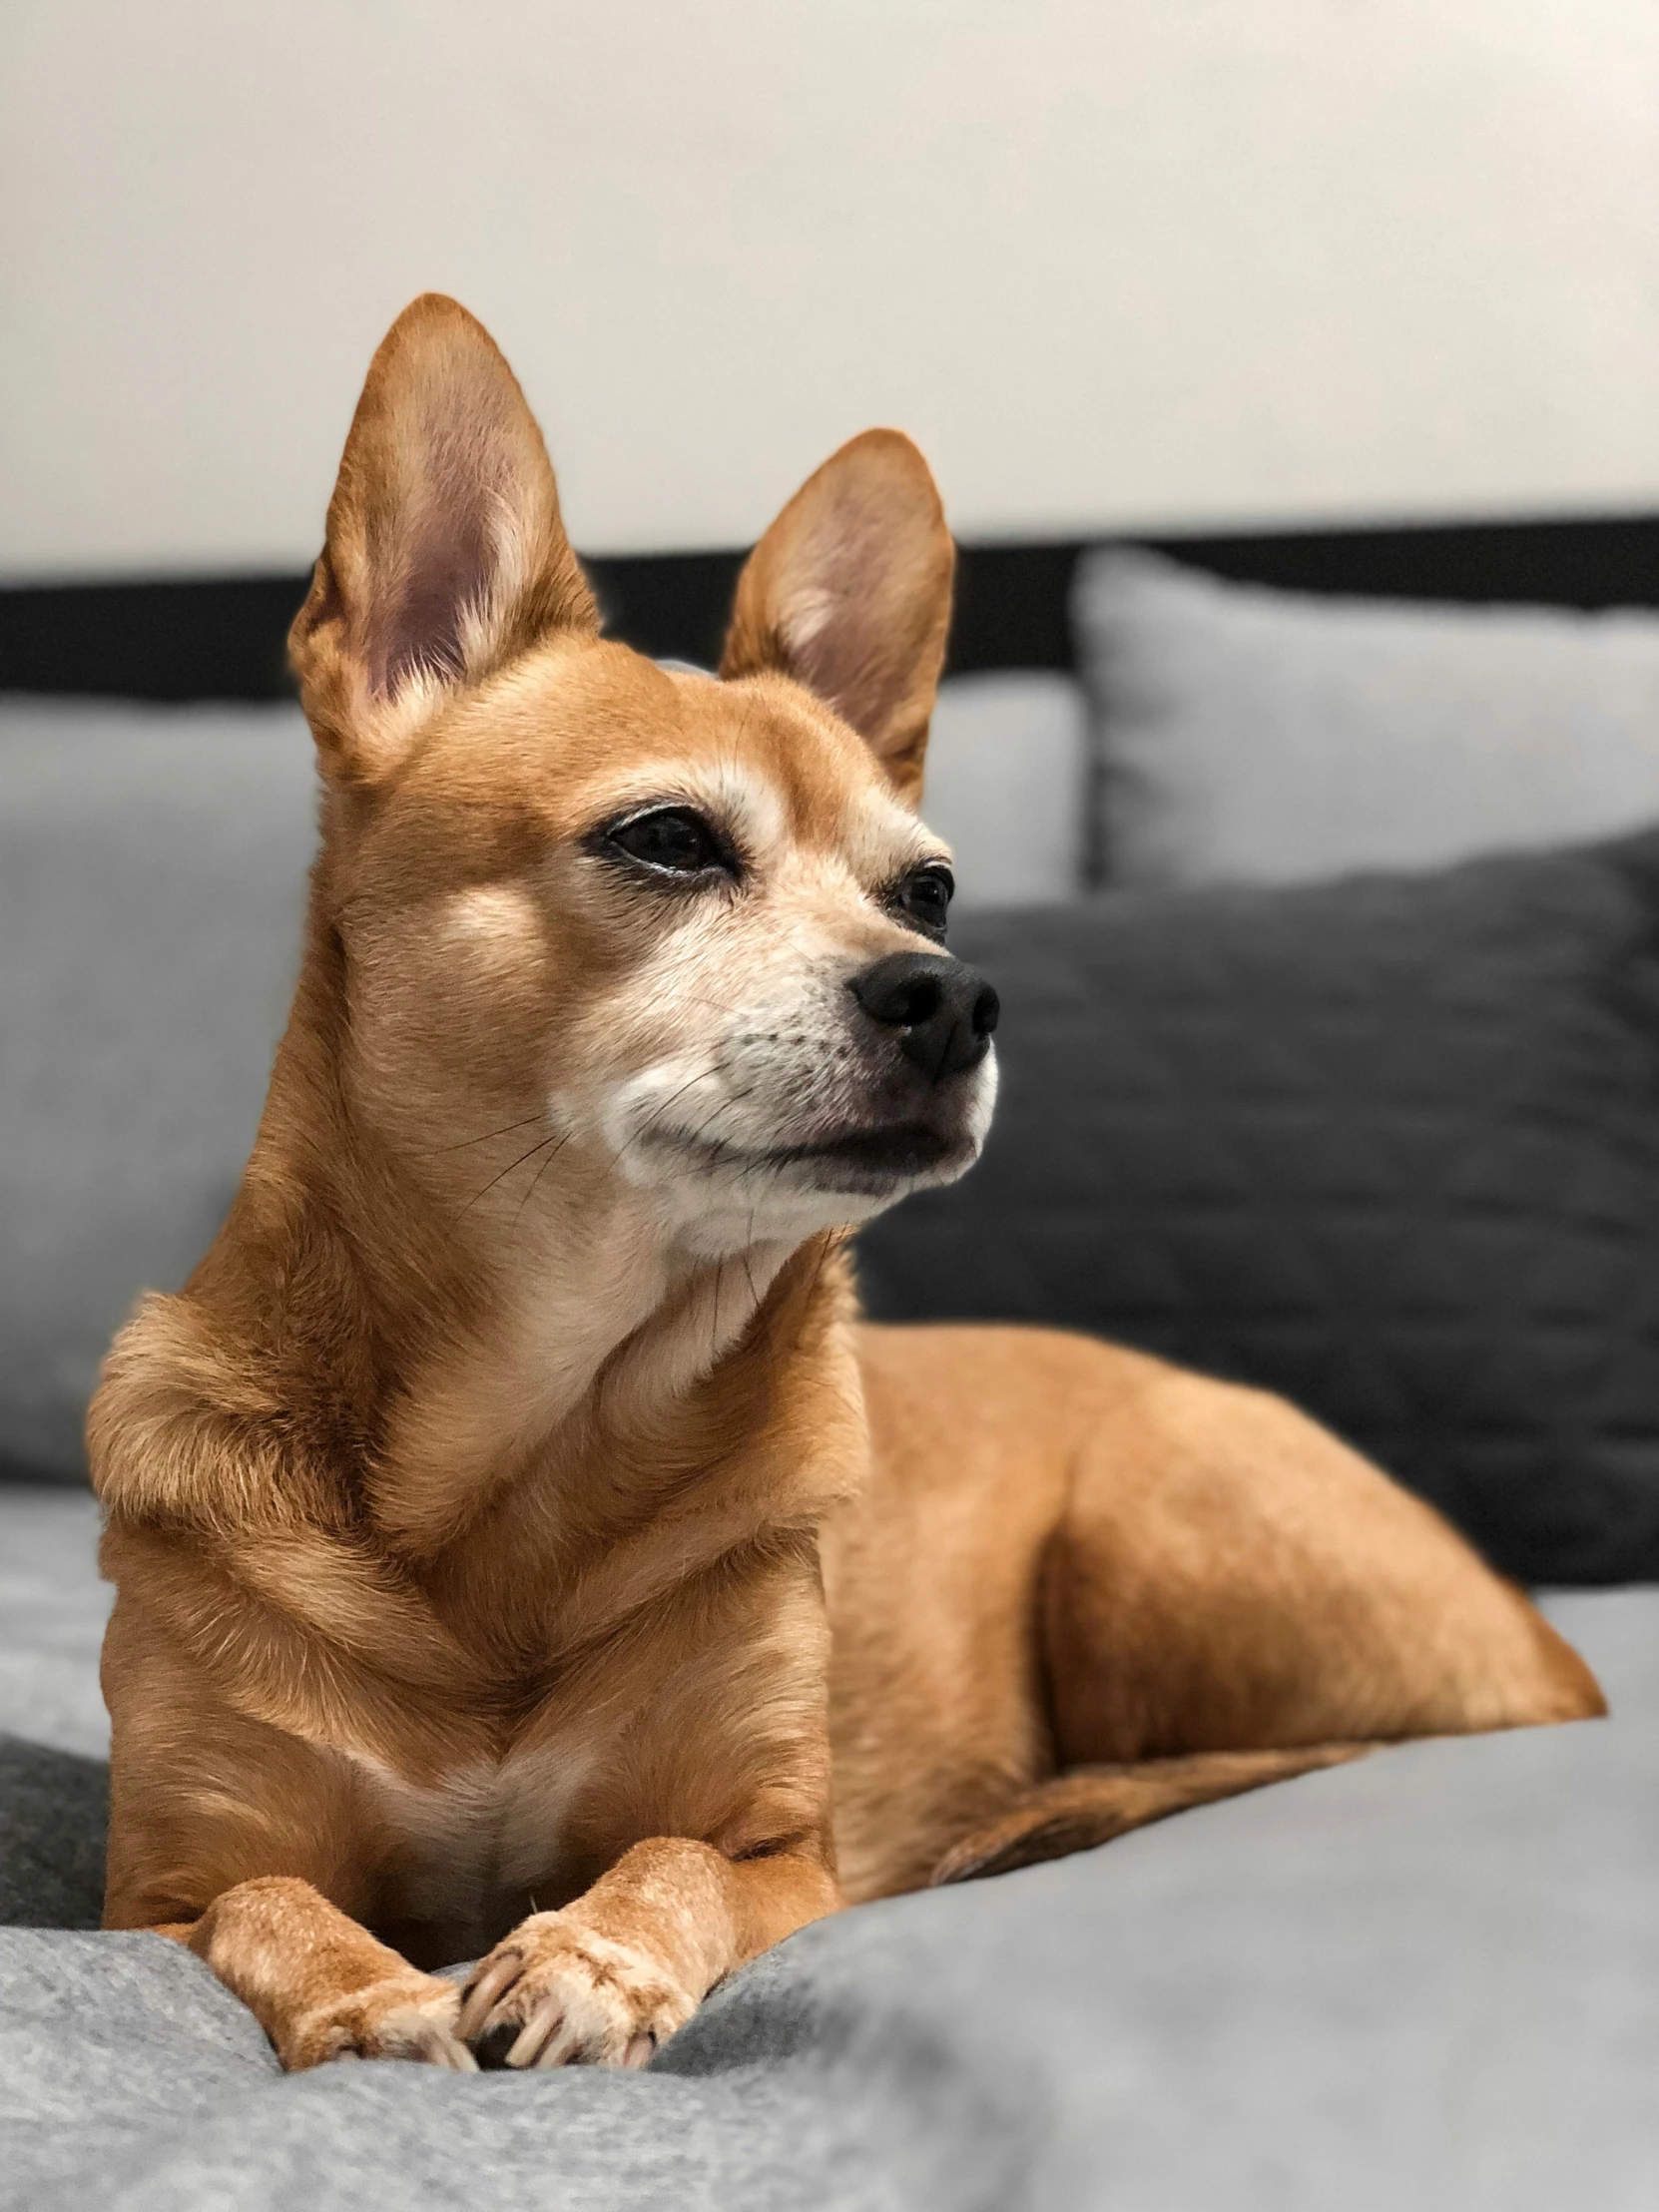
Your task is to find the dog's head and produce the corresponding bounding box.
[290,295,997,1266]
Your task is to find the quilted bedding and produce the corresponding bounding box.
[3,1491,1657,2212]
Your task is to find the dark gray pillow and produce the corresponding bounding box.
[857,833,1659,1585]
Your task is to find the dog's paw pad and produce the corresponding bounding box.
[470,2019,522,2071]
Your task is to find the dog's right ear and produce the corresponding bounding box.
[289,294,597,784]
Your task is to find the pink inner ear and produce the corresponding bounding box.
[363,414,502,700]
[783,498,895,733]
[368,505,489,698]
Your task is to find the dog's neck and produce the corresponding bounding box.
[365,1186,810,1557]
[243,913,844,1558]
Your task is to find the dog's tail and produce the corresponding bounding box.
[928,1743,1373,1887]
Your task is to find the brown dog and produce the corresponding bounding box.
[89,295,1602,2074]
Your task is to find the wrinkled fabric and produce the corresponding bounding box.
[1,1486,1655,2212]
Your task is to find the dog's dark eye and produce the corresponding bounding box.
[895,864,953,936]
[607,808,729,878]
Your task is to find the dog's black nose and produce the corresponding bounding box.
[849,951,999,1081]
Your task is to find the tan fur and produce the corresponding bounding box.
[90,296,1602,2073]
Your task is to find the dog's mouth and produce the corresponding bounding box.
[769,1122,960,1183]
[608,1034,998,1215]
[661,1119,967,1196]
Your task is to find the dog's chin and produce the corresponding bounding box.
[637,1114,987,1263]
[674,1118,981,1204]
[608,1051,998,1253]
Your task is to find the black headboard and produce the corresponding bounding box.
[6,513,1659,702]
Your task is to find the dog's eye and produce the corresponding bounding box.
[607,808,729,878]
[895,864,953,936]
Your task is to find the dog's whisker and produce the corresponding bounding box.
[616,1057,733,1163]
[511,1130,576,1234]
[416,1113,548,1157]
[791,1229,834,1354]
[740,1207,761,1312]
[670,1081,763,1164]
[454,1132,564,1223]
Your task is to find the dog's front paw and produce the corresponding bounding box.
[455,1912,698,2068]
[286,1970,478,2072]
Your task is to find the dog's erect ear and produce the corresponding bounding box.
[720,430,954,807]
[289,294,597,782]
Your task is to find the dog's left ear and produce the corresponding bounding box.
[720,430,954,807]
[290,293,597,784]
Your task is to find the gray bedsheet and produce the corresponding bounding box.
[2,1489,1656,2212]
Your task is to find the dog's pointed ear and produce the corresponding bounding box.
[720,430,954,807]
[288,294,597,783]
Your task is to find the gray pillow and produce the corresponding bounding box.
[1073,548,1659,888]
[921,672,1088,908]
[0,701,316,1482]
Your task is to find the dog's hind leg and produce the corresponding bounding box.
[928,1744,1371,1886]
[931,1368,1602,1888]
[1039,1365,1602,1785]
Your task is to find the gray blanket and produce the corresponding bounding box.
[3,1491,1656,2212]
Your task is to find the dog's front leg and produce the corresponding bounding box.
[104,1665,477,2072]
[456,1838,840,2068]
[174,1876,478,2071]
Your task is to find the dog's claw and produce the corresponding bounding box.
[533,2019,583,2070]
[457,1951,522,2042]
[424,2022,479,2072]
[456,1911,696,2068]
[506,1992,565,2067]
[289,1977,478,2071]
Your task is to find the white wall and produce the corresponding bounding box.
[4,0,1659,579]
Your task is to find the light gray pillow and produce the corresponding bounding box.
[0,701,316,1482]
[921,672,1088,907]
[1073,548,1659,888]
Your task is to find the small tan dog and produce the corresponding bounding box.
[90,295,1602,2075]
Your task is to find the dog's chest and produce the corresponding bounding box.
[347,1733,598,1939]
